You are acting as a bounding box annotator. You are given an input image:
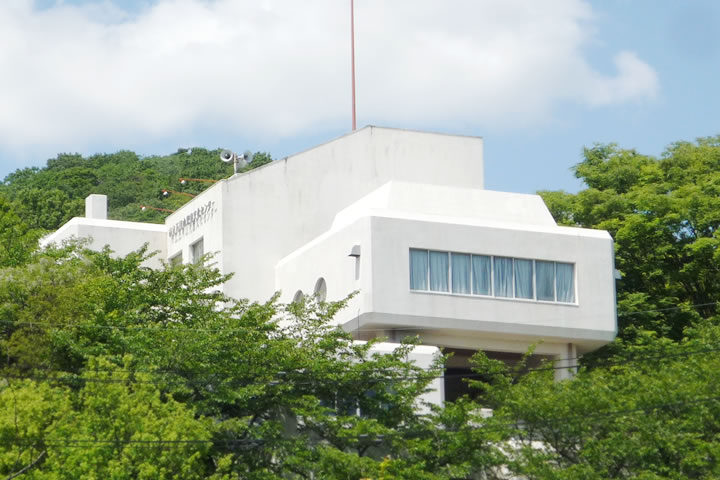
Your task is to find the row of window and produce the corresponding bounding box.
[293,277,328,303]
[169,237,204,266]
[409,249,575,303]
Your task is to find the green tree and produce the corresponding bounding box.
[539,136,720,340]
[13,188,83,231]
[0,361,212,480]
[0,379,69,479]
[0,195,40,267]
[0,244,509,479]
[475,323,720,479]
[0,148,274,228]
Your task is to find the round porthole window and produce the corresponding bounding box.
[314,277,327,302]
[292,290,304,304]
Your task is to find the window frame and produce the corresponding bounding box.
[169,252,183,266]
[409,248,577,305]
[190,237,204,264]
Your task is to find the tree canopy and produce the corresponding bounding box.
[471,323,720,480]
[539,135,720,342]
[3,135,720,478]
[1,243,508,479]
[0,149,273,230]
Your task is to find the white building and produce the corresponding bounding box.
[43,126,617,401]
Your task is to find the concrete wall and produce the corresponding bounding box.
[41,126,617,387]
[366,342,444,413]
[165,182,224,271]
[275,217,372,315]
[275,211,615,355]
[275,176,616,356]
[220,127,484,302]
[43,127,485,302]
[367,216,616,353]
[40,217,167,268]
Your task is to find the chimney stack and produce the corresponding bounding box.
[85,194,107,220]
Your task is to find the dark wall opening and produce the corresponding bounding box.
[443,348,552,403]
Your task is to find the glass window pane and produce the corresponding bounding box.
[471,255,491,295]
[451,253,471,294]
[191,238,204,264]
[429,251,449,292]
[409,249,428,290]
[494,257,513,297]
[514,259,534,299]
[556,263,575,303]
[536,261,555,301]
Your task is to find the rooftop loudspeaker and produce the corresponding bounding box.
[220,150,235,163]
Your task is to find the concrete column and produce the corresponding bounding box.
[85,194,107,220]
[554,343,578,381]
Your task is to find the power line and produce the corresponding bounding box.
[0,318,249,334]
[5,328,720,385]
[500,394,720,430]
[2,297,720,387]
[0,370,439,388]
[4,341,720,390]
[1,300,716,336]
[6,361,437,379]
[4,394,720,450]
[353,300,719,335]
[618,301,719,316]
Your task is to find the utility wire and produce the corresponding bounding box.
[5,328,720,385]
[0,318,250,334]
[1,300,717,335]
[618,301,719,316]
[0,321,711,373]
[4,394,720,450]
[2,297,720,386]
[4,341,720,389]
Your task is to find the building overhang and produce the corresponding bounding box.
[344,312,616,355]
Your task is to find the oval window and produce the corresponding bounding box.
[314,277,327,302]
[292,290,304,304]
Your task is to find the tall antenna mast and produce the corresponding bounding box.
[350,0,357,131]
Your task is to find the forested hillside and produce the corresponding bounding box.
[2,136,720,478]
[0,148,272,229]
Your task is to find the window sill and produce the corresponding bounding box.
[408,289,579,307]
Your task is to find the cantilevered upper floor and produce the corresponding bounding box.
[42,126,617,364]
[276,181,616,357]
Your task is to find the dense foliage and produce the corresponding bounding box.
[2,135,720,478]
[473,324,720,479]
[0,243,509,479]
[0,149,272,229]
[0,195,41,268]
[540,135,720,342]
[4,243,720,479]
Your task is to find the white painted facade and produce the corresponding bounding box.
[361,342,444,414]
[42,126,617,396]
[41,212,167,269]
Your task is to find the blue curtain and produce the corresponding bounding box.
[536,261,555,301]
[556,262,575,302]
[409,249,428,290]
[451,253,471,294]
[472,255,491,295]
[429,251,449,292]
[514,259,534,299]
[494,257,513,297]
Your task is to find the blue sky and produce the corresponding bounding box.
[1,0,718,194]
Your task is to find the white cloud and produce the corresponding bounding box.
[0,0,659,157]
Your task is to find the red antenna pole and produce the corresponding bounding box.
[350,0,357,131]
